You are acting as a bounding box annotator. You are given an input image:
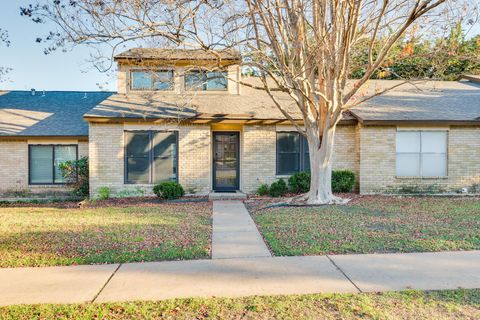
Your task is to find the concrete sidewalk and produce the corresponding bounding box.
[1,250,479,306]
[212,201,271,259]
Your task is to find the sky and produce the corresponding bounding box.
[0,1,115,92]
[1,1,480,92]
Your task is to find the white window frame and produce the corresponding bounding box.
[396,130,448,178]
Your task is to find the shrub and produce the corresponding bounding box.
[98,187,110,200]
[59,157,89,198]
[153,181,185,200]
[269,179,288,197]
[288,171,311,193]
[257,183,270,196]
[331,170,356,193]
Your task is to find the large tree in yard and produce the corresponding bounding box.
[22,0,475,204]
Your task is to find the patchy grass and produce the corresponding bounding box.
[249,196,480,256]
[0,289,479,319]
[0,201,212,267]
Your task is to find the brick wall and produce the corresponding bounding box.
[0,139,88,196]
[359,125,480,194]
[88,122,211,198]
[0,140,28,194]
[242,124,360,193]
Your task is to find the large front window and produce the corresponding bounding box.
[29,145,77,184]
[276,132,310,175]
[185,70,228,91]
[131,70,174,91]
[125,131,178,184]
[396,131,448,177]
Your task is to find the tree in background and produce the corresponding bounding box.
[21,0,476,204]
[351,22,480,80]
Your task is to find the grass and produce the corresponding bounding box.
[249,196,480,256]
[0,289,478,319]
[0,201,212,267]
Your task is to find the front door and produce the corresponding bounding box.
[213,132,239,191]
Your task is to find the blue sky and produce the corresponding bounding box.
[1,1,479,92]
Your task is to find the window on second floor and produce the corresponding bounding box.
[131,70,174,91]
[185,70,228,91]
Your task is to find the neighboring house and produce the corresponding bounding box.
[0,49,479,198]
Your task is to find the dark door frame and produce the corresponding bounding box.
[212,131,240,192]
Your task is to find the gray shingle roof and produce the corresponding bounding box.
[0,91,114,137]
[83,77,356,122]
[351,80,480,123]
[114,48,241,62]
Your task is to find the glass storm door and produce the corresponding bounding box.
[213,132,239,191]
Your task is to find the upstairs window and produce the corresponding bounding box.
[276,132,310,175]
[125,131,178,184]
[396,131,448,177]
[185,70,228,91]
[29,145,77,184]
[131,70,174,91]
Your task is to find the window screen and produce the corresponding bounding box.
[396,131,447,177]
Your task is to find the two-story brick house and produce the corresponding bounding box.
[0,49,479,198]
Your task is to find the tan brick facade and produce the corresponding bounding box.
[88,122,211,198]
[359,125,480,194]
[0,139,88,196]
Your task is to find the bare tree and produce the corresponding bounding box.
[0,28,11,83]
[22,0,474,204]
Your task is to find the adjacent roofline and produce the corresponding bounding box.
[0,135,89,140]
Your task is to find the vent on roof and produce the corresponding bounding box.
[31,89,36,96]
[42,90,46,97]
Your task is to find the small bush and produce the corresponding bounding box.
[332,170,356,193]
[269,179,288,197]
[98,187,110,200]
[153,181,185,200]
[257,183,270,196]
[59,157,89,198]
[288,171,311,193]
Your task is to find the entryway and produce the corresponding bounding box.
[213,132,240,192]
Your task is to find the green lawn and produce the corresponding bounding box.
[250,196,480,256]
[0,201,211,267]
[1,289,478,319]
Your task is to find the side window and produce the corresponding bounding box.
[29,145,77,184]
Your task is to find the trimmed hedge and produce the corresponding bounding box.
[288,171,311,193]
[269,179,288,197]
[331,170,356,193]
[153,181,185,200]
[286,169,356,194]
[257,183,270,196]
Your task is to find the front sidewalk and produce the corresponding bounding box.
[1,250,479,306]
[1,200,479,307]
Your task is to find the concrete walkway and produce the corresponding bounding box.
[212,201,271,259]
[1,250,479,306]
[1,201,479,306]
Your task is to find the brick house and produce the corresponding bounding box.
[0,49,479,198]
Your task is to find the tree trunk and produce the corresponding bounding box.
[306,125,348,205]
